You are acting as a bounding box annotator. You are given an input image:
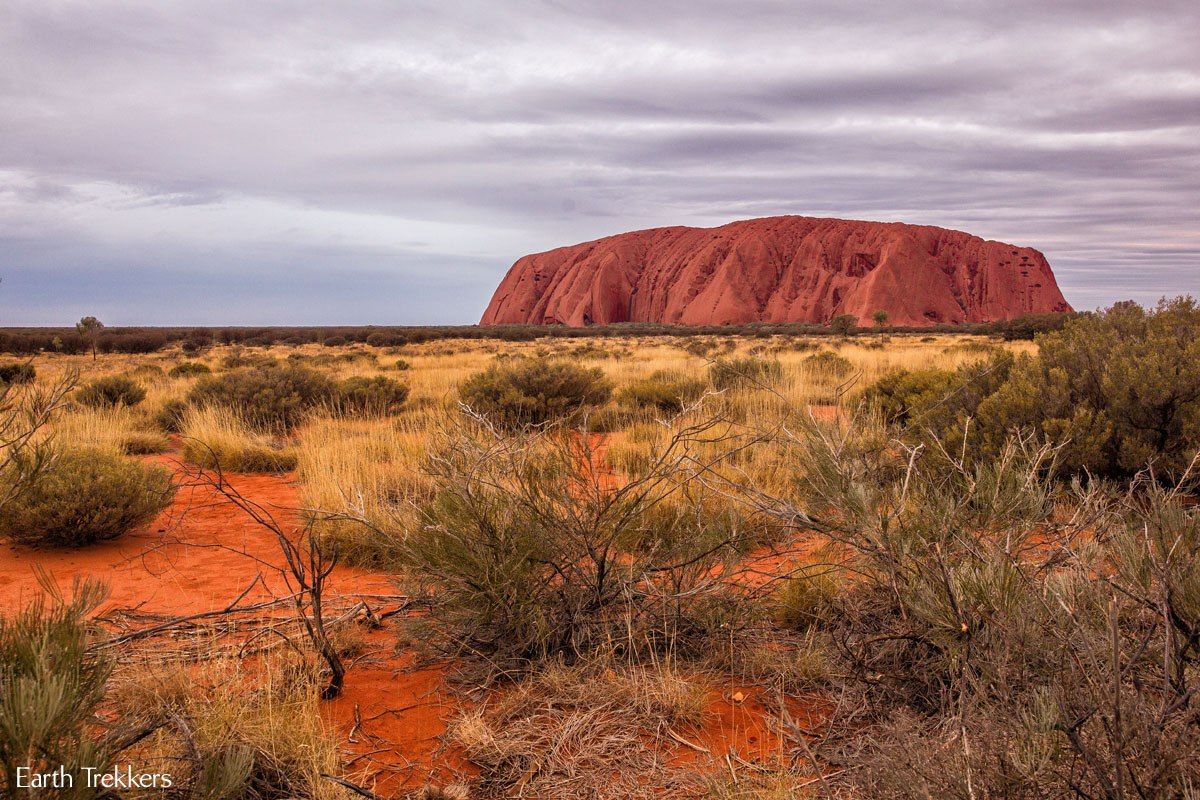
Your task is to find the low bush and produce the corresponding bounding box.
[866,297,1200,478]
[0,448,174,547]
[129,363,166,379]
[803,349,854,377]
[404,418,748,667]
[393,358,412,371]
[775,562,842,631]
[121,432,171,455]
[154,398,190,432]
[188,365,336,432]
[0,362,36,384]
[708,356,782,390]
[76,375,147,408]
[335,375,410,416]
[169,361,212,377]
[459,358,612,428]
[617,370,706,413]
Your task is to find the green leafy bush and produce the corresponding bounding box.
[393,358,412,371]
[335,376,410,416]
[169,361,212,377]
[866,298,1200,478]
[459,358,612,428]
[708,356,782,390]
[0,362,36,385]
[188,365,336,431]
[618,370,706,413]
[0,448,175,547]
[76,375,147,408]
[0,576,113,797]
[977,297,1200,477]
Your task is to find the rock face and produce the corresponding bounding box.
[480,216,1072,327]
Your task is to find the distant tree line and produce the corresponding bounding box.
[0,311,1077,355]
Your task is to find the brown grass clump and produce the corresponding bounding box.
[451,659,707,799]
[114,653,342,800]
[181,406,298,473]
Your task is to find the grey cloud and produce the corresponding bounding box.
[0,0,1197,324]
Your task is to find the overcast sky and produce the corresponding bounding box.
[1,1,1197,325]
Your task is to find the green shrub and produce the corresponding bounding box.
[169,361,212,377]
[406,422,748,665]
[220,351,277,370]
[335,376,410,416]
[977,297,1200,477]
[76,375,147,408]
[829,314,858,335]
[867,297,1200,478]
[459,358,612,428]
[322,336,347,347]
[393,358,412,371]
[618,370,706,413]
[0,448,175,547]
[803,350,854,377]
[0,362,36,385]
[708,356,782,390]
[0,576,113,797]
[188,365,336,431]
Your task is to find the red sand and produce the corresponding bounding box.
[0,451,815,795]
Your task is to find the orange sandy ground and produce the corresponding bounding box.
[0,452,810,796]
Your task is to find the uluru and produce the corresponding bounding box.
[480,216,1073,327]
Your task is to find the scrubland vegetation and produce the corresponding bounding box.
[1,298,1198,798]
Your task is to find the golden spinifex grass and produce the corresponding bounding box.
[180,405,298,473]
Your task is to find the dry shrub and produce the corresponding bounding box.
[0,361,36,385]
[116,653,341,800]
[0,447,174,547]
[169,360,212,377]
[618,369,707,413]
[404,412,751,667]
[459,358,612,429]
[76,374,147,408]
[709,356,782,390]
[741,410,1200,798]
[451,659,706,799]
[181,405,298,473]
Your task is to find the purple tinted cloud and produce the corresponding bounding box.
[0,0,1197,324]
